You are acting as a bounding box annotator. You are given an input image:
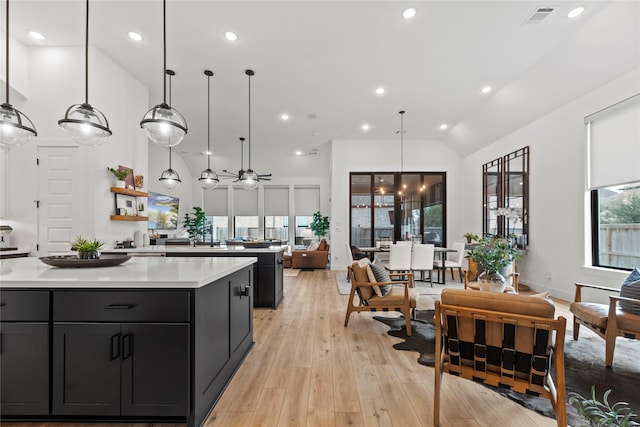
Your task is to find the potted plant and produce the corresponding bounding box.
[466,235,521,292]
[107,167,131,188]
[463,232,478,244]
[183,207,206,245]
[71,235,104,260]
[568,386,639,427]
[310,211,330,239]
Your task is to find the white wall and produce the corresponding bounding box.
[461,67,640,302]
[4,46,148,253]
[330,138,463,270]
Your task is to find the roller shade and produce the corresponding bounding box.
[203,187,228,216]
[234,187,258,215]
[264,186,289,216]
[294,186,320,215]
[587,94,640,189]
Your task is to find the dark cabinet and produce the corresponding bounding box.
[0,290,50,416]
[0,323,49,415]
[52,290,190,418]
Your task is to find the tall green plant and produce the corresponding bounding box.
[183,207,206,242]
[466,235,521,273]
[310,211,330,238]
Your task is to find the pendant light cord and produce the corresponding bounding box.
[240,137,245,170]
[169,147,172,168]
[247,72,252,169]
[207,72,211,169]
[162,0,167,105]
[399,110,405,173]
[5,0,9,104]
[84,0,89,103]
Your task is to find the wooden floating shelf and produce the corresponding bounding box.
[110,215,148,221]
[110,187,149,197]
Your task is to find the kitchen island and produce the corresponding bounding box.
[103,245,286,308]
[0,256,256,427]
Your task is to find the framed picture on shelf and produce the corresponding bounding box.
[119,165,134,189]
[116,195,137,216]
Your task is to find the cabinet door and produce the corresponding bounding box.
[52,323,121,416]
[120,324,189,417]
[0,323,49,415]
[230,268,253,354]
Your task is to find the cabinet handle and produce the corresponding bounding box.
[0,302,6,307]
[110,334,121,360]
[122,334,133,360]
[0,332,2,354]
[277,259,284,265]
[104,303,137,310]
[240,285,251,298]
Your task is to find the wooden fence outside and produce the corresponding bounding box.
[599,224,640,268]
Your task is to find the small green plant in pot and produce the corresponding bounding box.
[466,235,521,292]
[183,207,206,245]
[107,167,131,188]
[463,232,478,244]
[310,211,330,238]
[568,386,639,427]
[71,235,104,259]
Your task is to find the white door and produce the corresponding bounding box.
[37,146,82,255]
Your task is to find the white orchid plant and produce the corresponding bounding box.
[495,206,520,223]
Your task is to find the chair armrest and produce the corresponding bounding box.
[610,295,640,305]
[352,280,409,288]
[388,272,414,287]
[574,282,620,303]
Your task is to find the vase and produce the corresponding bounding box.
[477,270,506,292]
[78,251,100,260]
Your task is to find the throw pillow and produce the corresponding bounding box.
[370,262,393,297]
[351,262,374,301]
[308,241,320,251]
[366,265,382,297]
[318,239,327,251]
[620,267,640,315]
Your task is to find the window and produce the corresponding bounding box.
[204,216,228,243]
[295,216,313,245]
[587,95,640,270]
[265,216,289,241]
[234,216,259,239]
[350,172,446,247]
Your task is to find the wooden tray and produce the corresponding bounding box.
[39,254,131,268]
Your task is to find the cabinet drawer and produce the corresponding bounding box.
[53,291,190,322]
[0,291,50,321]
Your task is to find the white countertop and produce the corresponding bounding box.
[0,249,30,256]
[0,256,257,289]
[103,245,287,254]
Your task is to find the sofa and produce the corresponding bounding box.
[291,239,330,269]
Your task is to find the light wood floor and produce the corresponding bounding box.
[5,270,570,427]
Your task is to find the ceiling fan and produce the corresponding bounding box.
[220,137,272,188]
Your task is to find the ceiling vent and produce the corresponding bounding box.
[523,6,557,24]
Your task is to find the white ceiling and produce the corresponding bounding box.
[9,1,640,177]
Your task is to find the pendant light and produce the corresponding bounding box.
[140,0,187,148]
[158,70,180,189]
[239,69,271,190]
[159,147,181,189]
[0,0,37,149]
[198,70,219,190]
[58,0,111,146]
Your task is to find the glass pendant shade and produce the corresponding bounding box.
[58,102,112,146]
[159,167,181,189]
[199,168,219,190]
[141,103,187,148]
[240,169,258,190]
[0,103,37,148]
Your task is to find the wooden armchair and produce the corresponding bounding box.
[344,261,419,336]
[569,282,640,368]
[434,289,566,427]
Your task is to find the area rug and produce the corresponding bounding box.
[374,311,640,426]
[335,273,351,295]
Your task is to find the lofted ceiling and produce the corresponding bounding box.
[8,1,640,177]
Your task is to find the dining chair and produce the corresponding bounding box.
[386,243,412,275]
[410,243,435,285]
[433,241,465,282]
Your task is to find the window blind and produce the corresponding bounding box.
[586,94,640,189]
[264,186,289,216]
[203,187,228,216]
[234,187,258,215]
[294,186,320,215]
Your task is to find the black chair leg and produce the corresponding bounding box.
[457,267,463,283]
[450,268,455,281]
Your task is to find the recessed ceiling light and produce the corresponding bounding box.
[361,124,370,131]
[128,31,143,41]
[205,150,212,155]
[281,114,289,121]
[567,7,585,18]
[439,123,448,130]
[28,31,45,40]
[224,31,238,41]
[312,132,320,136]
[375,87,385,95]
[481,86,492,94]
[295,151,303,156]
[402,8,417,19]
